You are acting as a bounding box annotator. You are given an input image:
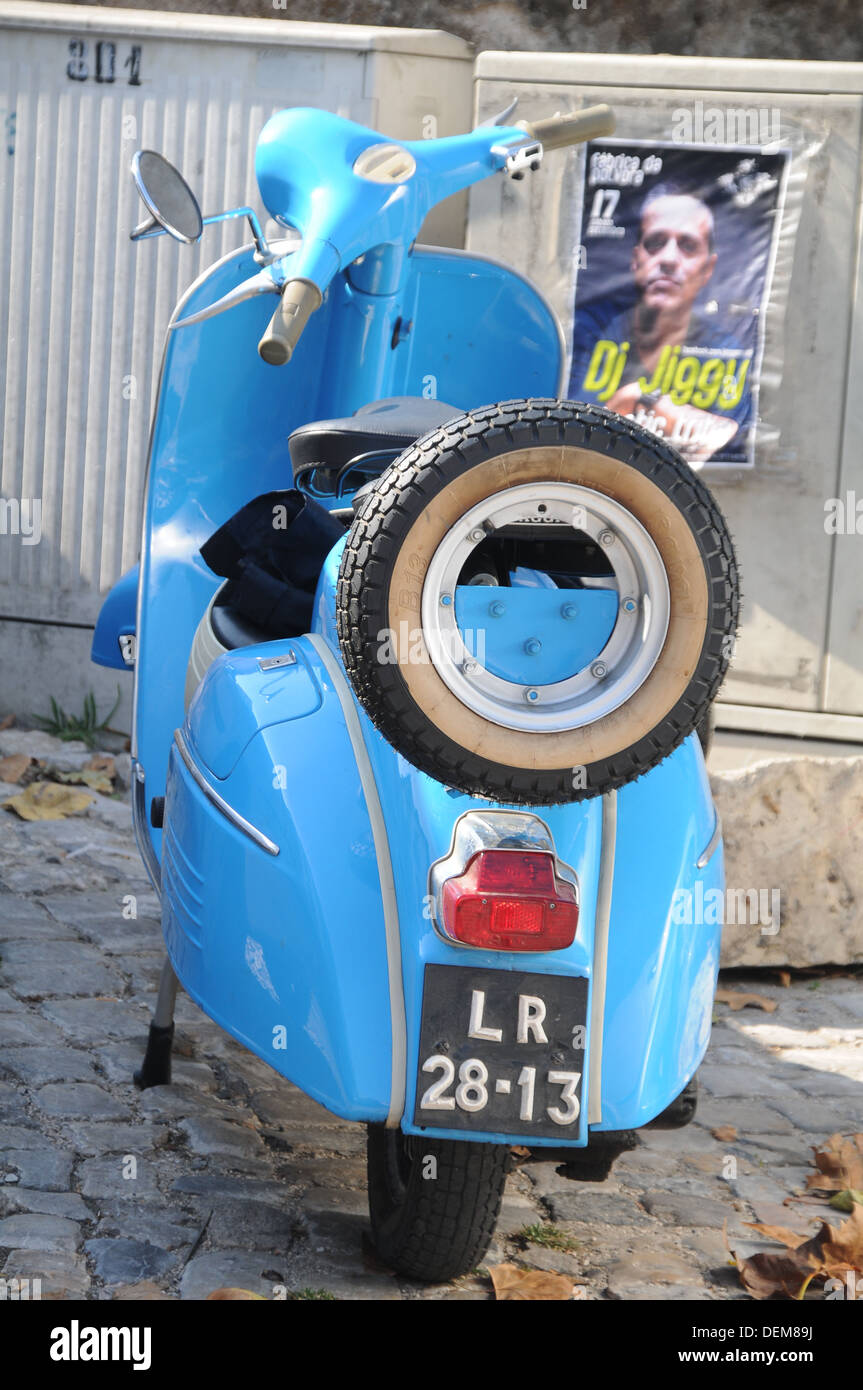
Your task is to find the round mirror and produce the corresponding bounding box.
[132,150,203,244]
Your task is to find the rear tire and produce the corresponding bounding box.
[338,399,739,805]
[366,1125,510,1282]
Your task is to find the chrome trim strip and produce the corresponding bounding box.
[588,790,617,1126]
[173,728,280,857]
[696,810,722,870]
[131,762,162,895]
[306,634,407,1130]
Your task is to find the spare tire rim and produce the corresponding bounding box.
[420,482,671,733]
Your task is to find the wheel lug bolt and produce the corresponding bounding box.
[524,638,541,655]
[463,660,479,674]
[561,603,578,620]
[440,593,452,607]
[622,597,637,612]
[469,528,485,543]
[591,661,608,679]
[599,530,615,547]
[525,688,540,703]
[489,601,506,617]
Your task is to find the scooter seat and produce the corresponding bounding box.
[210,600,273,651]
[288,396,460,476]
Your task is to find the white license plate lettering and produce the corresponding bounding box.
[420,1054,456,1110]
[516,1065,536,1121]
[547,1070,582,1126]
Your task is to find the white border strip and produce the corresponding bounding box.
[307,634,408,1128]
[588,789,617,1125]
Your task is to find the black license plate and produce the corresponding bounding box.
[413,964,588,1140]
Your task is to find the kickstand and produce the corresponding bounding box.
[134,957,179,1090]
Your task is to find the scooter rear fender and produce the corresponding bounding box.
[163,619,722,1141]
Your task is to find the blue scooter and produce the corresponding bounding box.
[93,100,738,1282]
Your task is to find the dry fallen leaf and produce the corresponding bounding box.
[745,1223,807,1248]
[731,1204,863,1299]
[714,988,778,1013]
[2,781,93,820]
[712,1125,738,1142]
[490,1263,575,1301]
[86,752,115,776]
[0,753,32,784]
[806,1134,863,1197]
[829,1190,863,1213]
[206,1288,267,1300]
[53,767,114,795]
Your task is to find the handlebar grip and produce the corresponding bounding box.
[520,103,616,151]
[258,278,322,366]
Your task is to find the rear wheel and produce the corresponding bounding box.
[366,1125,510,1282]
[338,399,739,805]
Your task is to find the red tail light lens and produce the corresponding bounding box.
[440,850,578,951]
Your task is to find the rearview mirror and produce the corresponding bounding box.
[131,150,203,244]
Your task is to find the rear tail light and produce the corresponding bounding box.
[440,849,579,952]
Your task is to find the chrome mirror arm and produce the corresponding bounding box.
[131,205,276,263]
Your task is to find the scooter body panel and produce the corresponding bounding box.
[159,540,722,1139]
[91,563,138,671]
[163,638,395,1120]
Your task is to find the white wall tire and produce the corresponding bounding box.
[337,400,739,804]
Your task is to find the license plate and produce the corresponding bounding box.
[413,964,588,1140]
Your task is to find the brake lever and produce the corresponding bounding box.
[490,134,543,181]
[169,259,290,331]
[476,97,519,128]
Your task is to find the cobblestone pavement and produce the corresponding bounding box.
[1,732,861,1301]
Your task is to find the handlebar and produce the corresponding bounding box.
[255,102,616,365]
[518,103,616,151]
[258,278,322,365]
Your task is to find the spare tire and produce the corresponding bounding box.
[337,399,738,805]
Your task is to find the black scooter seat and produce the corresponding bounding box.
[288,395,460,475]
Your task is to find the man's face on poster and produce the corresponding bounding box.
[632,195,717,316]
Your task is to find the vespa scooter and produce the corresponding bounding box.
[93,100,739,1282]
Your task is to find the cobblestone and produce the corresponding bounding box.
[2,1248,90,1298]
[84,1237,177,1285]
[2,1148,75,1191]
[0,1213,81,1253]
[35,1083,129,1121]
